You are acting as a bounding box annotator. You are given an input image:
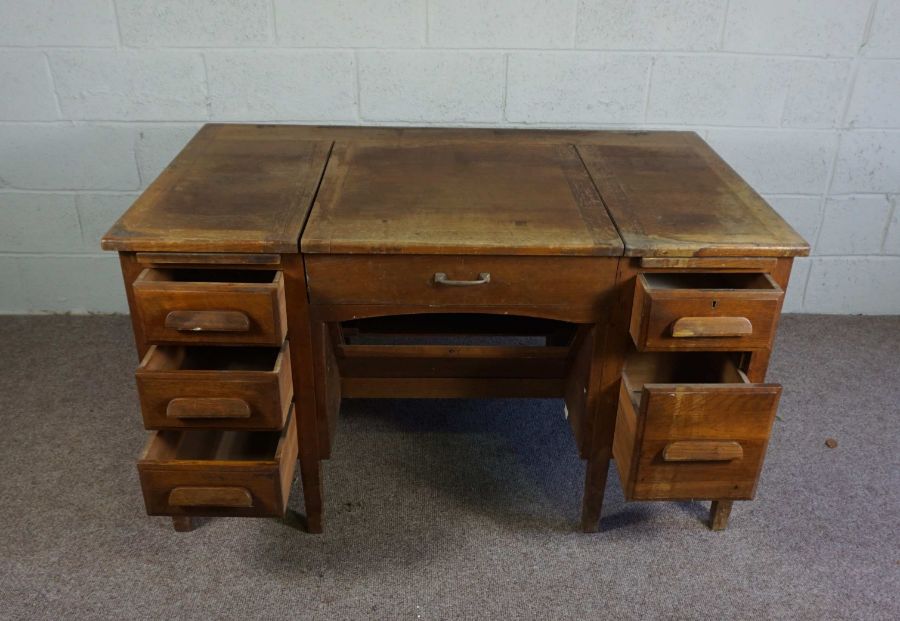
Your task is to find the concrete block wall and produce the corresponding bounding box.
[0,0,898,314]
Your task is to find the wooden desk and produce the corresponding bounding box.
[103,125,808,534]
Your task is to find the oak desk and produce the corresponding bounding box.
[103,125,808,534]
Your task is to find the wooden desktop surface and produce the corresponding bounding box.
[103,124,809,259]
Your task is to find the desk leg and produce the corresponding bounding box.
[709,500,733,531]
[283,254,326,534]
[581,449,611,532]
[578,322,619,533]
[171,516,194,532]
[298,440,323,534]
[580,258,634,533]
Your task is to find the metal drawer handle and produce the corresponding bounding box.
[164,310,250,332]
[168,486,253,508]
[434,272,491,286]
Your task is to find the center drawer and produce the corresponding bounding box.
[613,351,781,501]
[630,272,784,351]
[132,268,288,346]
[135,341,293,430]
[137,408,298,518]
[305,255,618,313]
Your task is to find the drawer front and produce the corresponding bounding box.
[135,343,293,431]
[133,269,288,346]
[630,272,783,351]
[137,410,298,518]
[614,380,781,501]
[306,255,617,312]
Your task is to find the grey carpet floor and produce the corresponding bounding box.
[0,315,898,621]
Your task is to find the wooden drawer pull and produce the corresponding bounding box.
[164,310,250,332]
[663,441,744,462]
[671,316,752,338]
[168,486,253,508]
[434,272,491,286]
[166,397,252,419]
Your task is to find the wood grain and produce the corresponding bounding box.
[710,500,734,531]
[662,440,744,462]
[301,141,623,256]
[630,272,783,351]
[166,398,252,420]
[135,341,292,430]
[102,127,332,253]
[164,310,250,333]
[132,268,288,346]
[168,486,253,508]
[671,316,753,338]
[137,407,297,518]
[306,255,618,312]
[577,134,809,258]
[613,353,781,501]
[136,252,282,266]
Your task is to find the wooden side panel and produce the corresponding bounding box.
[745,258,794,382]
[311,321,342,457]
[562,326,592,452]
[118,252,151,360]
[281,254,325,531]
[611,379,638,498]
[277,411,299,510]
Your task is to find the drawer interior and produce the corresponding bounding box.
[141,345,282,373]
[641,272,778,292]
[145,428,281,463]
[623,350,749,405]
[138,268,278,285]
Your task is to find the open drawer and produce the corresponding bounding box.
[135,342,293,430]
[630,272,783,351]
[613,351,781,501]
[132,268,288,346]
[137,408,298,518]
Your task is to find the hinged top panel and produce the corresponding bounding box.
[102,125,331,253]
[102,125,808,258]
[577,133,809,257]
[301,140,624,256]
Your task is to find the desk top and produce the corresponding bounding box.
[301,140,623,256]
[102,124,809,258]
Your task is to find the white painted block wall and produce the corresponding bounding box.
[0,0,898,314]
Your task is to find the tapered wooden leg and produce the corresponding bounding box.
[581,450,611,532]
[171,516,194,532]
[283,255,328,534]
[709,500,733,531]
[299,453,323,533]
